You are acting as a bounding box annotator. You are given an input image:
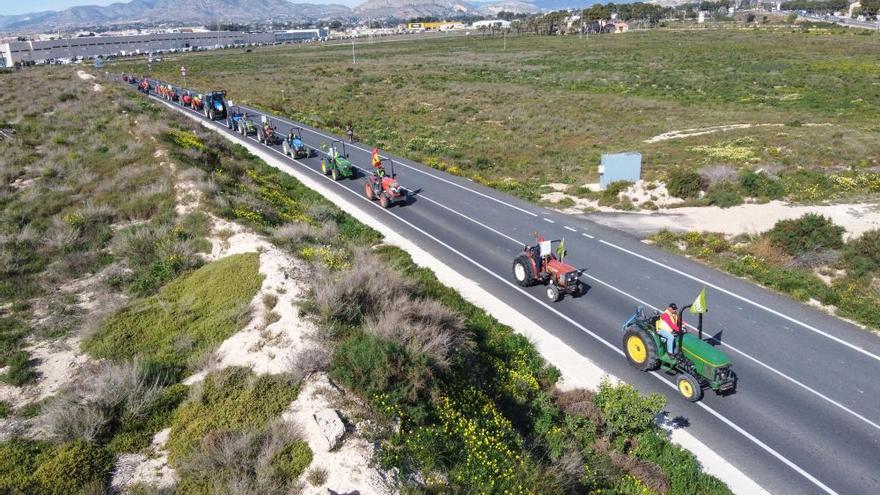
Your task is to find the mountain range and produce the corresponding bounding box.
[0,0,604,33]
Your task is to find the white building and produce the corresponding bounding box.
[472,20,511,29]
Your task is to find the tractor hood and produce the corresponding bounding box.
[546,259,576,274]
[681,333,730,367]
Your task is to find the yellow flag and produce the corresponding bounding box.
[556,238,565,261]
[690,288,707,314]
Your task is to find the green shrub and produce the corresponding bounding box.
[594,379,666,439]
[33,440,114,495]
[634,432,732,495]
[599,181,633,206]
[0,438,51,494]
[841,230,880,277]
[767,214,844,255]
[1,350,35,386]
[705,182,743,208]
[166,367,298,463]
[271,440,313,482]
[739,170,784,199]
[85,253,262,379]
[331,331,431,410]
[0,400,10,418]
[666,169,702,199]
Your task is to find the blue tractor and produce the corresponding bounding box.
[282,127,313,158]
[202,90,228,121]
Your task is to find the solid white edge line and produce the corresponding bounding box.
[598,239,880,363]
[147,89,839,495]
[237,104,540,218]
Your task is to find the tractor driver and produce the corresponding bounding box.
[371,148,385,177]
[655,303,681,355]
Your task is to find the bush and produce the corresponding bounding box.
[599,181,632,206]
[705,182,743,208]
[634,432,731,495]
[306,467,329,486]
[739,170,784,199]
[0,438,51,493]
[594,379,666,439]
[767,214,844,255]
[33,440,114,495]
[0,400,10,418]
[41,360,185,452]
[364,295,472,370]
[666,169,702,199]
[1,350,35,386]
[84,253,262,379]
[166,367,298,464]
[331,331,432,409]
[176,420,309,495]
[841,230,880,277]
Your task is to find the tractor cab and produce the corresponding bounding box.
[621,304,737,402]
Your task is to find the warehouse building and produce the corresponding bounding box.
[273,28,329,42]
[0,30,276,66]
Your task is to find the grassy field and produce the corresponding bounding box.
[118,25,879,201]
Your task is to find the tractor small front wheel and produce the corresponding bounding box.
[379,194,390,208]
[675,373,703,402]
[546,284,561,302]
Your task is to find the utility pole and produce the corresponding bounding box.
[503,29,507,50]
[351,35,356,64]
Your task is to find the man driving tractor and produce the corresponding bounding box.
[656,303,681,355]
[371,148,384,177]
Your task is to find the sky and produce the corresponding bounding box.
[0,0,361,16]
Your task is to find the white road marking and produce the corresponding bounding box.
[149,88,841,495]
[237,104,539,218]
[564,226,576,232]
[543,217,555,223]
[583,233,595,239]
[599,239,880,364]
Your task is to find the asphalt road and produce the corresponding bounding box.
[133,78,880,495]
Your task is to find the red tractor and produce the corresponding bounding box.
[364,158,407,208]
[512,234,585,302]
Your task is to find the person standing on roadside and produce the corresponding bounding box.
[346,122,354,143]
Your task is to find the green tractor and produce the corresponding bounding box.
[621,305,736,402]
[320,140,356,181]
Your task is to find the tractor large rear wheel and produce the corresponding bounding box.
[623,327,659,371]
[512,256,533,287]
[208,109,215,120]
[331,168,339,181]
[675,373,703,402]
[364,181,375,200]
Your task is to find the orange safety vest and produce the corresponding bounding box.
[656,308,680,333]
[371,148,381,169]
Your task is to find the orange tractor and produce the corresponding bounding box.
[512,234,585,302]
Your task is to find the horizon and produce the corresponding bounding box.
[0,0,366,16]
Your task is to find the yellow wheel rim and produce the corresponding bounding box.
[626,335,647,363]
[678,379,694,398]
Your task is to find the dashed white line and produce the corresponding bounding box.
[543,217,555,224]
[564,226,576,232]
[583,233,595,239]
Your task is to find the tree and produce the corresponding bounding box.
[746,12,756,22]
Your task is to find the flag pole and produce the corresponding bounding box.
[698,313,703,340]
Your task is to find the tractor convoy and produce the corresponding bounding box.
[129,76,736,403]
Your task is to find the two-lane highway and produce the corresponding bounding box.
[137,79,880,494]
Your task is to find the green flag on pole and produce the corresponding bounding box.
[556,238,566,261]
[690,288,707,314]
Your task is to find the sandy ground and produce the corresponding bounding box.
[111,428,176,491]
[588,201,880,239]
[283,375,396,495]
[76,70,95,81]
[644,122,833,143]
[169,99,772,495]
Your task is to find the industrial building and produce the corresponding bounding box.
[0,29,325,67]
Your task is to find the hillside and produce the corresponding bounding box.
[0,0,352,32]
[353,0,472,18]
